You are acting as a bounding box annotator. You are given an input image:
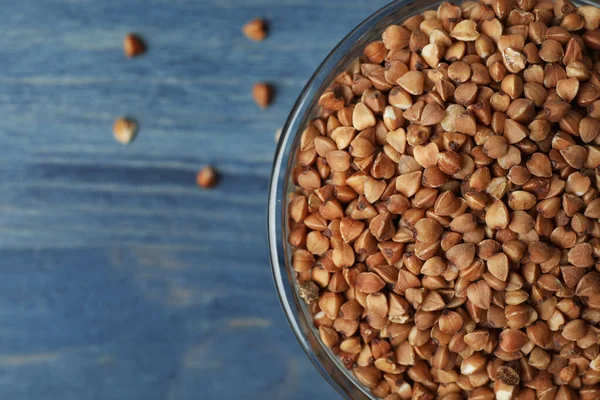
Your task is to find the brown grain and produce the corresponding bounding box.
[285,2,600,397]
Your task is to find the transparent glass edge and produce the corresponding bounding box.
[267,0,600,397]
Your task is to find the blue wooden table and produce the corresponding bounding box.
[0,0,392,398]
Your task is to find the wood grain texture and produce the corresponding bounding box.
[0,0,390,398]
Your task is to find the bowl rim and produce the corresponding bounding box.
[267,0,600,397]
[267,1,406,398]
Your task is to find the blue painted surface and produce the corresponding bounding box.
[0,0,392,398]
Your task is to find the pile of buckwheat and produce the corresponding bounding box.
[287,0,600,398]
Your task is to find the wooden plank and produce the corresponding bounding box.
[0,0,390,398]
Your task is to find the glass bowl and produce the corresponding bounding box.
[267,1,446,398]
[268,0,598,397]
